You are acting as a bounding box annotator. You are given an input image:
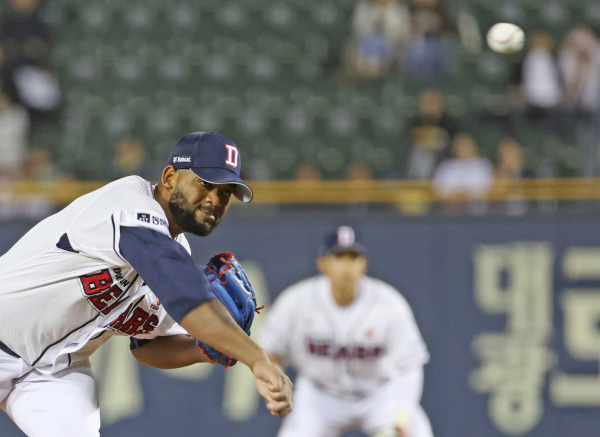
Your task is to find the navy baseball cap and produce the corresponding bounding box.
[167,132,253,202]
[318,226,367,257]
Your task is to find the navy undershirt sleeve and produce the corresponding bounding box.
[119,226,215,322]
[130,337,153,350]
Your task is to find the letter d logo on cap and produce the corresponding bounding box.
[225,144,239,168]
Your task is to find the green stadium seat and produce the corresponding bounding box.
[103,105,130,138]
[201,53,237,81]
[267,146,299,179]
[191,108,223,133]
[165,2,196,32]
[327,106,358,137]
[42,0,596,181]
[311,2,348,36]
[122,1,157,32]
[367,145,397,175]
[281,105,313,136]
[582,2,600,31]
[316,145,348,178]
[79,2,111,33]
[444,94,469,119]
[370,106,404,137]
[476,52,511,89]
[237,0,271,14]
[40,0,67,28]
[263,2,297,33]
[236,106,267,137]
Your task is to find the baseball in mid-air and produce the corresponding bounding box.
[486,22,525,54]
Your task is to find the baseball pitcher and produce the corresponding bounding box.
[0,132,293,436]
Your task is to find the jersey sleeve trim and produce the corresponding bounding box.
[0,340,19,358]
[56,233,79,253]
[118,226,215,322]
[112,215,128,264]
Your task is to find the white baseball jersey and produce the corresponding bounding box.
[0,176,191,374]
[260,274,430,396]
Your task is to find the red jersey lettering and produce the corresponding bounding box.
[109,304,159,336]
[80,270,113,295]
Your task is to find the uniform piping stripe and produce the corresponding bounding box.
[111,216,127,264]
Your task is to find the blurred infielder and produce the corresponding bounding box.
[0,132,293,436]
[260,226,433,437]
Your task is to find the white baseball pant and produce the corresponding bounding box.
[277,371,434,437]
[0,349,100,437]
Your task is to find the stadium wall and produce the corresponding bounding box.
[0,213,599,437]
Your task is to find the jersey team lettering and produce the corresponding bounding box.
[108,302,159,335]
[78,269,159,336]
[307,339,385,360]
[79,268,129,314]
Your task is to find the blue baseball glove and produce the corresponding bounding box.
[196,252,261,368]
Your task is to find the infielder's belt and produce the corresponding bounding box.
[311,378,389,400]
[0,340,19,358]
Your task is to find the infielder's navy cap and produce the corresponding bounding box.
[319,225,367,257]
[167,132,253,202]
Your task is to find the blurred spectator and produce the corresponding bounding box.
[494,137,533,181]
[346,160,373,181]
[558,24,600,124]
[404,87,459,179]
[10,61,61,122]
[345,160,375,207]
[432,132,493,214]
[0,0,61,123]
[492,137,533,216]
[0,0,51,65]
[557,24,600,176]
[346,0,412,78]
[294,160,322,181]
[105,136,156,181]
[403,0,455,81]
[510,30,563,130]
[0,146,64,220]
[21,146,63,182]
[0,86,30,181]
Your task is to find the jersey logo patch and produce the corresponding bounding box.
[135,211,168,229]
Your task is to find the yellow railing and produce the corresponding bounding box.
[3,179,600,205]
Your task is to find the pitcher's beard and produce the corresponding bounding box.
[169,189,219,237]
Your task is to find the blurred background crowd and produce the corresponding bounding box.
[1,0,600,210]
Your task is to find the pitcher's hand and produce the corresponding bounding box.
[253,360,293,417]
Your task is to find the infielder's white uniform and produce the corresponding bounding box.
[0,176,210,437]
[260,275,434,437]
